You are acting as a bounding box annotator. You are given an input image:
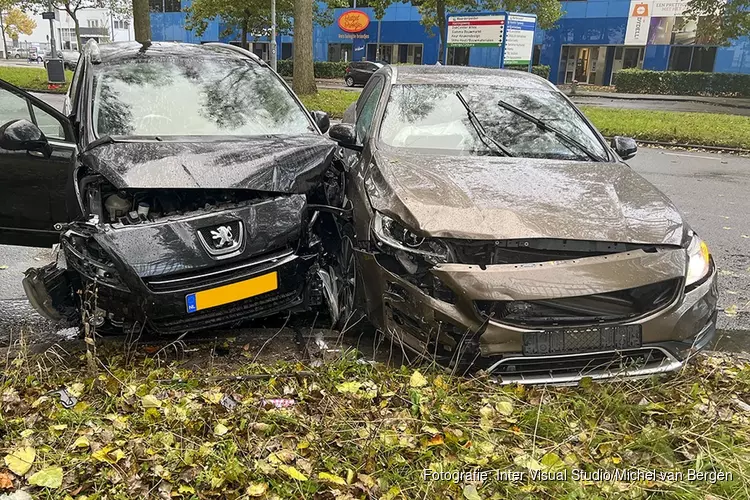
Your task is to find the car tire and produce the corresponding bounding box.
[14,54,20,59]
[345,76,355,87]
[333,223,369,333]
[37,56,43,62]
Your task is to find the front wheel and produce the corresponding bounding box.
[345,76,355,87]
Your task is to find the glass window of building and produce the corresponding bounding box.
[328,43,353,62]
[368,44,423,64]
[668,46,716,72]
[149,0,181,12]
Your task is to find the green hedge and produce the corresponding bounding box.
[276,60,349,79]
[613,69,750,97]
[275,60,551,81]
[505,65,550,80]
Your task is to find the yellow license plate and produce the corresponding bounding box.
[185,272,278,313]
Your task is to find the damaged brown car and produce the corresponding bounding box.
[328,66,718,384]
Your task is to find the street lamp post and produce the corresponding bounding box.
[270,0,277,71]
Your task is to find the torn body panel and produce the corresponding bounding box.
[78,135,336,192]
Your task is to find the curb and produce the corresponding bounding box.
[571,92,750,110]
[607,137,750,154]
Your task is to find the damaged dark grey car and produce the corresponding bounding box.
[0,41,341,333]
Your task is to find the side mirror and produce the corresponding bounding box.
[0,119,52,158]
[329,123,362,152]
[310,110,330,134]
[612,136,637,160]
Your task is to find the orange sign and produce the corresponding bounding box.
[631,3,648,16]
[338,10,370,33]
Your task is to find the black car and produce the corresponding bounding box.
[0,41,342,334]
[344,61,383,87]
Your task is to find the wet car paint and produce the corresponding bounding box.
[333,64,719,380]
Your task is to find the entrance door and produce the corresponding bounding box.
[575,48,590,82]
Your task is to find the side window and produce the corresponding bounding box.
[355,79,384,141]
[32,104,65,140]
[0,88,31,126]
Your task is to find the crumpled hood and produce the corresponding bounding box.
[79,134,336,192]
[366,149,686,245]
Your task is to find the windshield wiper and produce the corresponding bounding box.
[455,91,513,157]
[83,134,115,152]
[496,99,606,162]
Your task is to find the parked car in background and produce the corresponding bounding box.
[344,61,383,87]
[28,47,43,62]
[7,48,29,59]
[327,65,718,384]
[44,50,80,70]
[0,41,338,335]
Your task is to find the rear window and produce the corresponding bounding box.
[91,57,314,138]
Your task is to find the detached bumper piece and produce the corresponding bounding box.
[22,263,78,323]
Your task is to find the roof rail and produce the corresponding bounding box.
[203,42,265,65]
[83,39,101,64]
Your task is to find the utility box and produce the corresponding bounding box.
[46,58,66,84]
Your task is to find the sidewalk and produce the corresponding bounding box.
[566,88,750,110]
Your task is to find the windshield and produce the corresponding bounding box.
[380,84,608,160]
[92,57,314,138]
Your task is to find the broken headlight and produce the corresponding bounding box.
[685,234,711,288]
[372,212,450,265]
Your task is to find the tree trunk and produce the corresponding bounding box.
[241,22,248,50]
[437,0,446,63]
[133,0,152,43]
[292,0,316,96]
[73,16,81,51]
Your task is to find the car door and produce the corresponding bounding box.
[0,80,76,247]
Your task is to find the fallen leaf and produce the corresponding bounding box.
[72,436,90,449]
[246,482,268,496]
[724,304,738,317]
[4,447,35,475]
[279,465,308,481]
[723,227,732,230]
[178,485,196,494]
[91,445,125,464]
[336,381,362,394]
[496,400,514,416]
[410,370,428,388]
[318,472,347,486]
[0,471,13,490]
[514,454,542,471]
[426,434,444,446]
[213,423,229,436]
[28,466,63,489]
[141,394,161,408]
[463,484,482,500]
[0,265,8,270]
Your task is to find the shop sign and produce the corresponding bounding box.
[625,0,691,45]
[338,10,370,33]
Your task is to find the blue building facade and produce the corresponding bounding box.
[148,0,750,84]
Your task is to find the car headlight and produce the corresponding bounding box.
[372,212,450,264]
[685,234,711,287]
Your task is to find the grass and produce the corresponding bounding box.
[581,107,750,149]
[0,66,73,93]
[1,336,749,499]
[300,90,359,119]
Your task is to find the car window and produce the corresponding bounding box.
[32,103,65,140]
[355,78,384,141]
[91,57,315,138]
[380,84,608,161]
[0,88,31,126]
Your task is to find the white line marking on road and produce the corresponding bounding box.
[661,152,722,160]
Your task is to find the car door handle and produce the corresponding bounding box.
[28,150,45,158]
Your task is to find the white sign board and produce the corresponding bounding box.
[447,15,505,47]
[625,0,691,45]
[503,13,536,65]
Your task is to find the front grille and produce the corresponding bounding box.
[144,248,295,293]
[148,287,303,334]
[476,278,681,327]
[487,348,672,381]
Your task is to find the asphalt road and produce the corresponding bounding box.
[0,94,748,352]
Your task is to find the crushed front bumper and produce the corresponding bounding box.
[359,247,719,384]
[24,195,323,334]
